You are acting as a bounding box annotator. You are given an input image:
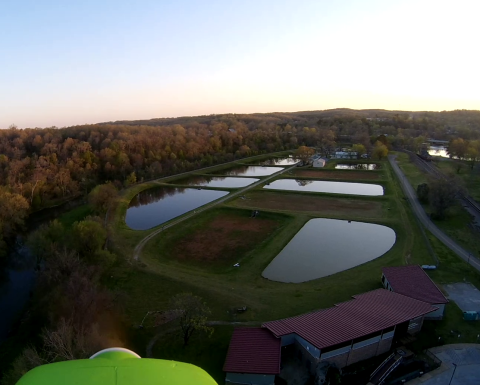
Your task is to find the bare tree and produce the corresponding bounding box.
[170,293,213,346]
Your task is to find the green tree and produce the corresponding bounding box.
[170,293,213,346]
[89,183,118,214]
[72,220,107,258]
[429,179,458,219]
[351,144,366,159]
[417,183,429,203]
[372,141,388,160]
[124,172,137,187]
[295,146,315,164]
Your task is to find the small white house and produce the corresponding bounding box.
[313,158,326,168]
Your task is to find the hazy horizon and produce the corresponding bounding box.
[2,0,479,129]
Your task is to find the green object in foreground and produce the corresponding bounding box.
[16,348,218,385]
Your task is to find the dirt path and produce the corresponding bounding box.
[133,165,297,260]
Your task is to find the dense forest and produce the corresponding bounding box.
[1,108,480,256]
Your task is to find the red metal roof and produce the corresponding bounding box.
[263,289,437,350]
[223,328,281,374]
[382,265,448,304]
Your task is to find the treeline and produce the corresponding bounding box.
[1,109,480,254]
[1,215,120,385]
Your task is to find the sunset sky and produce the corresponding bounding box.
[1,0,479,128]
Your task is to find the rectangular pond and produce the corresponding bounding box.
[126,187,229,230]
[262,218,396,283]
[260,157,301,166]
[335,164,379,170]
[212,166,284,177]
[264,179,384,196]
[170,176,259,188]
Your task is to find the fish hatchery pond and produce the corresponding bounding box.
[211,165,284,177]
[335,163,379,170]
[126,187,229,230]
[264,179,384,196]
[170,176,258,188]
[262,218,396,283]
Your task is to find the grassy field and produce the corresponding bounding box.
[434,157,480,201]
[102,155,480,382]
[395,152,480,259]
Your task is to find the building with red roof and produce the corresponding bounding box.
[223,328,281,385]
[382,265,448,320]
[224,289,437,381]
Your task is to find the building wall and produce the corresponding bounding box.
[225,373,275,385]
[425,304,445,320]
[319,350,349,368]
[281,334,295,346]
[347,340,381,366]
[408,316,424,334]
[376,336,393,355]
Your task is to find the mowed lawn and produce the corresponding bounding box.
[144,208,287,272]
[229,191,385,219]
[106,157,465,382]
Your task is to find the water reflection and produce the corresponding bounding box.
[262,218,396,283]
[126,187,229,230]
[212,166,283,177]
[170,176,258,188]
[264,179,384,196]
[335,164,379,170]
[261,157,301,166]
[0,239,36,342]
[428,146,449,158]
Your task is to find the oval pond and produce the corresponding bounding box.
[262,218,396,283]
[264,179,384,196]
[126,187,229,230]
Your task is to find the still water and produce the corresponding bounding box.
[264,179,384,196]
[261,157,301,166]
[212,166,283,177]
[170,176,258,188]
[126,187,229,230]
[0,240,36,342]
[262,218,396,283]
[335,164,379,170]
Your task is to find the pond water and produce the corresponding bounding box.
[126,187,229,230]
[0,239,36,343]
[428,146,448,158]
[170,176,258,188]
[262,218,396,283]
[261,157,301,166]
[335,164,379,170]
[264,179,384,196]
[212,166,283,177]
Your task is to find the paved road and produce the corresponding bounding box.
[388,155,480,272]
[133,164,298,260]
[406,344,480,385]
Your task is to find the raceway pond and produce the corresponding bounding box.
[262,218,396,283]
